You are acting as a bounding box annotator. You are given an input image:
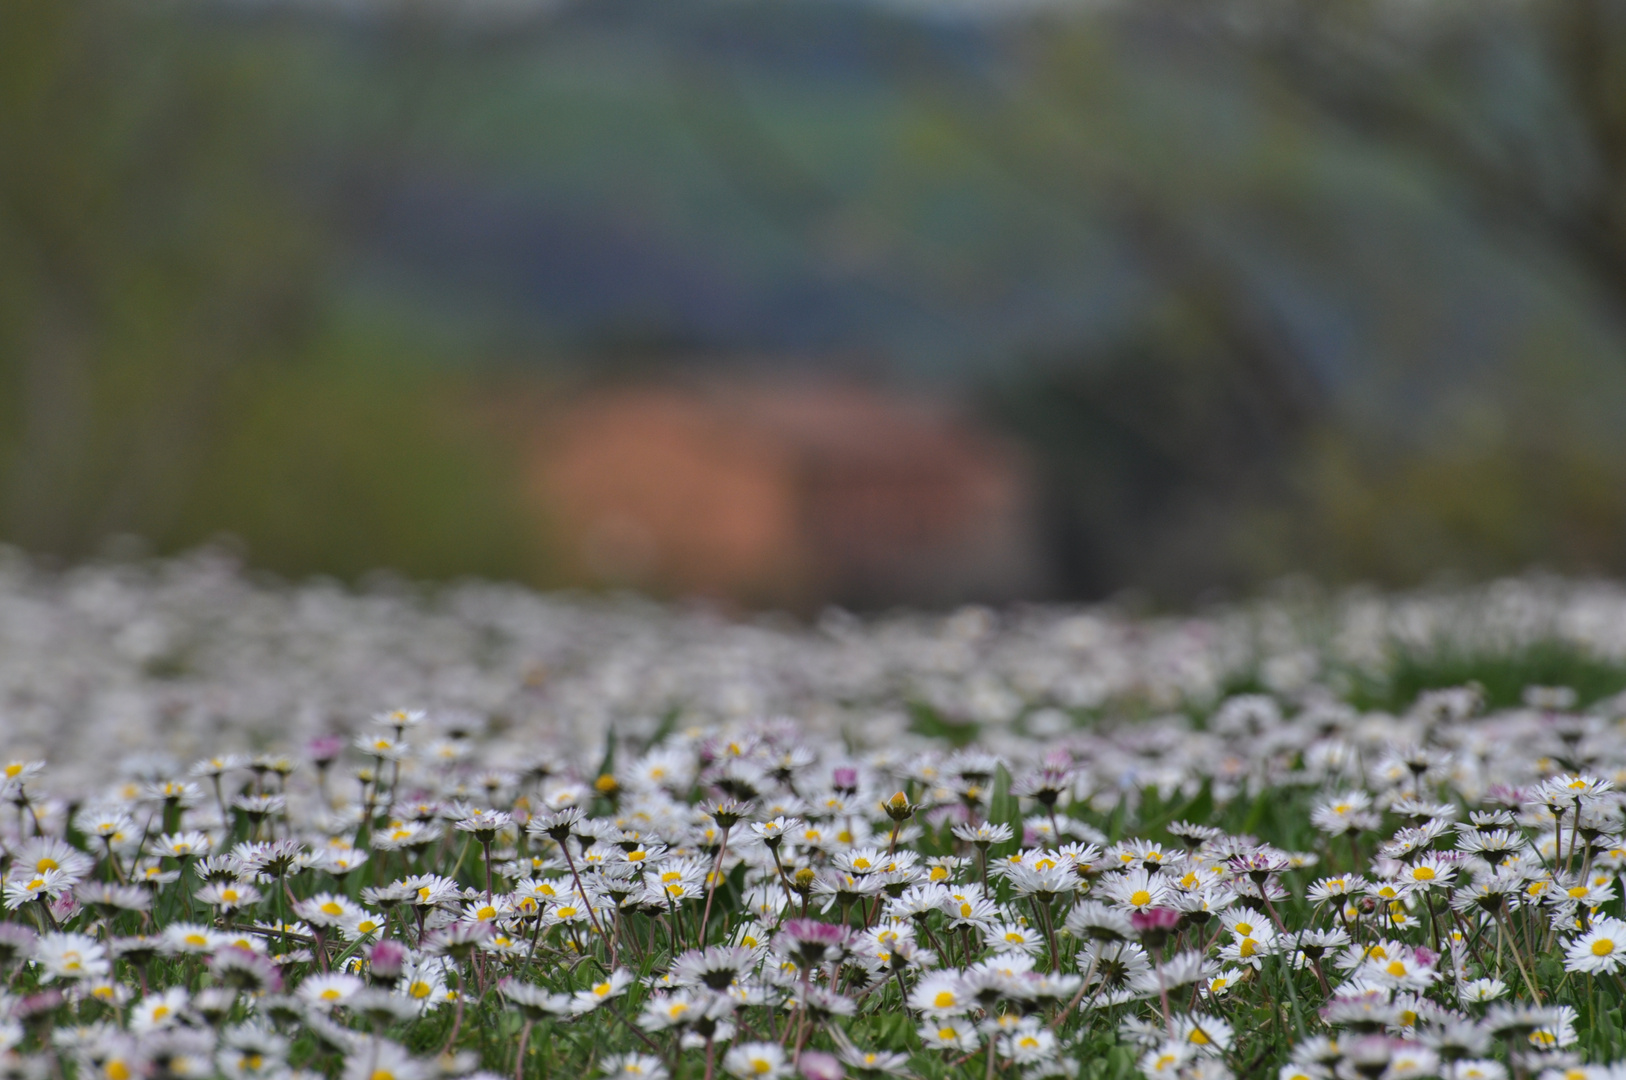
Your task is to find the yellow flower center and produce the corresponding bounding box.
[1594,939,1616,956]
[933,991,956,1008]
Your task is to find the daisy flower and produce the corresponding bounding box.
[2,869,73,910]
[339,907,388,941]
[150,832,213,860]
[129,988,189,1034]
[195,880,262,912]
[834,1046,911,1076]
[162,923,222,955]
[1396,854,1456,893]
[35,932,109,982]
[497,980,574,1020]
[997,1023,1058,1065]
[295,893,360,929]
[11,838,94,880]
[571,969,635,1014]
[721,1043,789,1080]
[600,1055,669,1080]
[1100,869,1169,914]
[907,972,971,1017]
[1457,977,1508,1004]
[917,1021,980,1052]
[1564,916,1626,974]
[298,973,365,1010]
[984,921,1043,956]
[340,1039,431,1080]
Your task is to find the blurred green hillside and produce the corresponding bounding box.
[4,0,1626,602]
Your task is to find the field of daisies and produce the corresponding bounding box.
[10,554,1626,1080]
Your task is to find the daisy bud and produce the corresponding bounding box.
[1131,907,1181,950]
[307,736,345,767]
[366,940,408,982]
[798,1051,844,1080]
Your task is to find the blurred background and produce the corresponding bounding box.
[5,0,1626,611]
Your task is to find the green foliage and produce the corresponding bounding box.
[1350,639,1626,713]
[0,0,322,554]
[908,704,981,749]
[162,356,552,584]
[986,765,1023,862]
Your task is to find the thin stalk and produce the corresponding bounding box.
[698,824,732,946]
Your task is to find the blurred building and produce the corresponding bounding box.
[525,381,1044,609]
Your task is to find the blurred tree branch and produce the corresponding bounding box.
[1213,0,1626,332]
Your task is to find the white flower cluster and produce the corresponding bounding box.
[9,549,1626,774]
[0,554,1623,1080]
